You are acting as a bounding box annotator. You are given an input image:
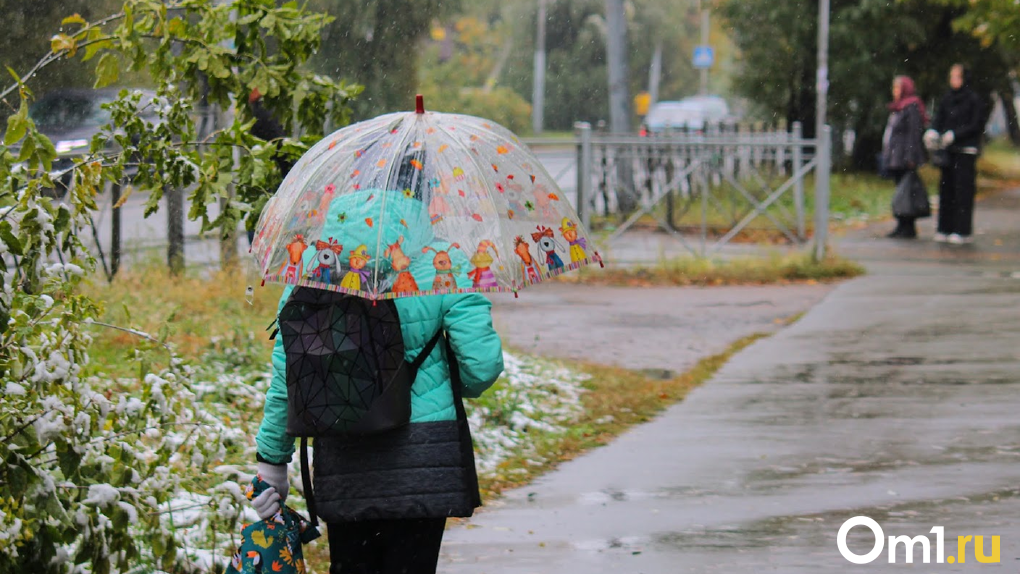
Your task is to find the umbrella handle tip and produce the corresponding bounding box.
[416,94,425,114]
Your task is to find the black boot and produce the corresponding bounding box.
[887,217,916,239]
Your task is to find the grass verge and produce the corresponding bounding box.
[82,260,282,380]
[561,252,864,288]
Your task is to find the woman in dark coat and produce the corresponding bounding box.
[924,64,985,244]
[882,75,928,238]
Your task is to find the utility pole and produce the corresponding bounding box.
[699,1,710,95]
[815,0,829,139]
[605,0,630,134]
[605,0,635,211]
[649,41,662,106]
[532,0,547,135]
[814,0,831,260]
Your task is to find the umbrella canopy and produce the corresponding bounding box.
[251,97,601,300]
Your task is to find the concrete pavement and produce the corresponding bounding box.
[439,192,1020,572]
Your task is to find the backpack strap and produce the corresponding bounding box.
[300,437,318,527]
[444,334,482,508]
[408,329,444,374]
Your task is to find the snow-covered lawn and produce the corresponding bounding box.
[161,349,589,571]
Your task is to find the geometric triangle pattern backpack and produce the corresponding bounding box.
[276,286,442,524]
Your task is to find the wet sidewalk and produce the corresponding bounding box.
[439,190,1020,572]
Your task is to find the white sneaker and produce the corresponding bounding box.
[947,233,973,245]
[933,232,949,243]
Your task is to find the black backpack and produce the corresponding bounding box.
[275,287,443,523]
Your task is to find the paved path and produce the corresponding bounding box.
[440,192,1020,572]
[488,283,830,375]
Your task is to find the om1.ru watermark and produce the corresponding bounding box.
[838,516,1000,565]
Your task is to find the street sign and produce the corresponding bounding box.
[634,91,651,116]
[693,45,714,69]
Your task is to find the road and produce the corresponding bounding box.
[438,189,1020,572]
[78,148,580,272]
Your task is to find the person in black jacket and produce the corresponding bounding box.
[924,64,985,244]
[882,75,928,238]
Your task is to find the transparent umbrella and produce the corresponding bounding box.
[250,96,602,300]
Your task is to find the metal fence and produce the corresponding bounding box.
[529,122,833,258]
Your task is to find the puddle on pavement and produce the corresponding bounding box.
[578,488,659,505]
[573,535,647,553]
[638,368,677,380]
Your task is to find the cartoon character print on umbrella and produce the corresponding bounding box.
[316,184,338,220]
[501,176,528,220]
[560,218,588,263]
[308,238,343,284]
[532,226,565,272]
[384,236,419,294]
[514,236,541,284]
[250,99,605,300]
[280,235,309,283]
[340,245,372,291]
[428,177,450,226]
[533,183,558,218]
[424,244,461,290]
[468,240,500,288]
[291,188,323,227]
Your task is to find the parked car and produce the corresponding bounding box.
[644,95,733,133]
[28,88,158,197]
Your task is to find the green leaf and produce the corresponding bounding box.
[57,442,81,477]
[16,134,36,164]
[54,205,71,234]
[62,13,87,26]
[0,221,24,256]
[167,17,186,37]
[94,53,120,89]
[35,133,56,171]
[83,28,112,62]
[4,101,28,145]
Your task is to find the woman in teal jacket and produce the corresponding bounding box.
[252,187,504,574]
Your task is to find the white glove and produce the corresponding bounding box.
[941,130,955,146]
[251,462,288,520]
[923,129,940,149]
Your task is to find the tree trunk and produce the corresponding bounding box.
[1001,81,1020,145]
[167,185,185,276]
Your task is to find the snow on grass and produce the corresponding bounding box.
[84,343,588,572]
[467,352,590,475]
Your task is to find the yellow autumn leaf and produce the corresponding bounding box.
[251,530,274,549]
[51,34,77,57]
[279,545,295,566]
[62,14,86,26]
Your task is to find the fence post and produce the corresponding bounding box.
[575,122,593,230]
[814,125,832,260]
[792,122,805,240]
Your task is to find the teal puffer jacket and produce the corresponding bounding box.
[255,288,503,464]
[255,189,504,464]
